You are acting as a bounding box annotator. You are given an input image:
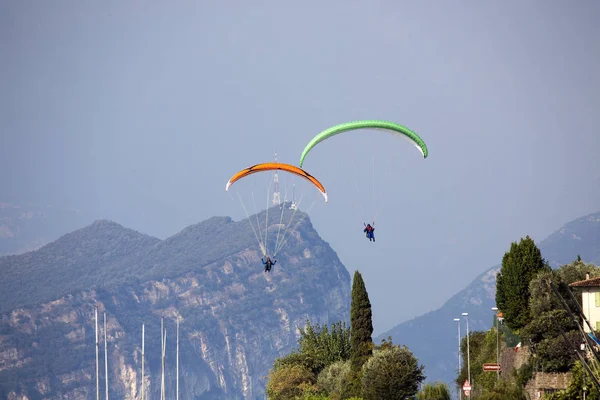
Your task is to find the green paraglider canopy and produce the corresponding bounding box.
[299,120,428,167]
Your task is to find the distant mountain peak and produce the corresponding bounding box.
[58,220,150,248]
[90,219,123,227]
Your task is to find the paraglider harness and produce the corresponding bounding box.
[363,223,375,242]
[262,257,276,272]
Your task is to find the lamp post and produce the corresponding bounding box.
[462,312,471,391]
[454,318,462,400]
[492,307,499,380]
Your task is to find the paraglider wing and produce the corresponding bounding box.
[299,120,428,167]
[225,162,328,203]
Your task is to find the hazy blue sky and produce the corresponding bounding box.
[2,0,599,334]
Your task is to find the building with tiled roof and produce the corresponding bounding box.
[569,272,600,332]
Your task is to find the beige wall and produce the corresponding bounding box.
[581,288,600,333]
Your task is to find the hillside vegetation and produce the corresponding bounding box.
[454,235,600,399]
[264,218,600,399]
[377,211,600,385]
[265,271,429,400]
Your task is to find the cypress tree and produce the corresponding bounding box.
[350,270,373,372]
[495,235,549,332]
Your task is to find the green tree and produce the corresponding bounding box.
[350,270,373,371]
[545,360,600,400]
[417,381,451,400]
[456,330,506,396]
[520,269,580,372]
[266,363,317,400]
[273,352,317,375]
[273,320,351,376]
[296,320,351,374]
[317,360,352,400]
[495,235,549,332]
[301,395,330,400]
[360,345,425,400]
[475,379,527,400]
[456,331,487,388]
[349,270,374,397]
[516,260,600,374]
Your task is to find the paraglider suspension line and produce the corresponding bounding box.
[236,192,266,256]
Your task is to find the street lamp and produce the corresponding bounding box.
[462,312,471,390]
[454,318,462,400]
[492,307,499,380]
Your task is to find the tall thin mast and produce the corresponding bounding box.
[141,323,145,400]
[161,317,164,400]
[95,307,99,400]
[176,318,179,400]
[104,312,109,400]
[162,330,167,400]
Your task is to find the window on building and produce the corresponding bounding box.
[597,321,600,331]
[595,292,600,307]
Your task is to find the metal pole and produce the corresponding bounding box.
[161,317,165,400]
[454,318,462,400]
[95,307,99,400]
[163,331,167,400]
[104,312,109,400]
[177,318,179,400]
[459,320,462,400]
[492,307,499,381]
[463,312,471,392]
[141,324,145,400]
[496,319,499,380]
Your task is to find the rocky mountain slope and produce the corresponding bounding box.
[0,205,351,399]
[376,211,600,387]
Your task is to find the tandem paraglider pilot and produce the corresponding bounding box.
[262,256,276,272]
[364,223,375,242]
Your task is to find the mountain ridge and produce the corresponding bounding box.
[0,206,351,399]
[0,208,322,314]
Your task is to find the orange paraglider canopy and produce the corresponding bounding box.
[225,162,328,203]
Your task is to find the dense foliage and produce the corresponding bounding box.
[360,344,425,400]
[496,235,549,332]
[264,229,600,400]
[544,361,600,400]
[266,273,424,400]
[266,320,353,400]
[376,212,600,386]
[417,381,451,400]
[348,271,374,397]
[273,321,352,376]
[459,240,600,399]
[266,364,318,400]
[350,271,373,372]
